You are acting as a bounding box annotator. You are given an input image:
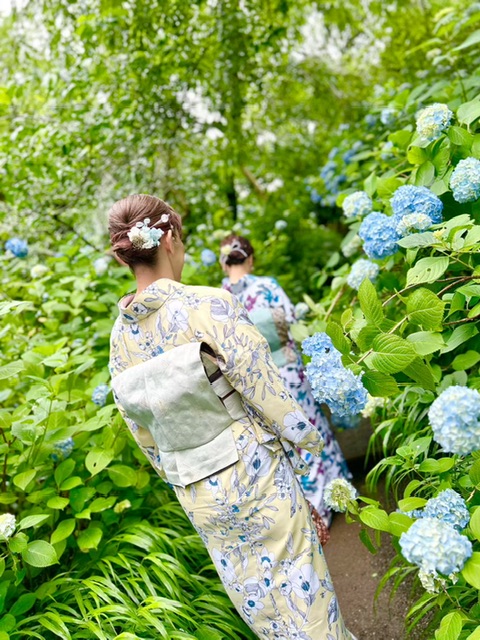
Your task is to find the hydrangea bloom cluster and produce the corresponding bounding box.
[416,103,453,141]
[390,185,443,225]
[358,212,400,259]
[428,385,480,455]
[302,333,367,417]
[30,264,48,279]
[274,220,287,231]
[361,395,385,418]
[51,437,75,462]
[294,302,309,320]
[92,383,110,407]
[94,256,110,277]
[200,248,217,267]
[114,499,132,514]
[324,478,358,512]
[342,141,363,165]
[380,108,396,126]
[423,489,470,531]
[127,218,164,250]
[396,213,433,236]
[5,238,28,258]
[0,513,16,539]
[399,518,472,577]
[346,259,379,290]
[342,191,373,219]
[450,157,480,203]
[341,234,362,258]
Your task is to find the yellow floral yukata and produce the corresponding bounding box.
[109,278,353,640]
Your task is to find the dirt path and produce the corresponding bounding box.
[323,460,419,640]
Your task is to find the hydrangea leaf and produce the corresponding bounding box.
[448,126,474,148]
[85,448,115,477]
[359,506,390,532]
[361,370,399,397]
[434,611,463,640]
[404,358,436,391]
[397,231,437,249]
[469,507,480,542]
[358,279,384,327]
[0,361,24,381]
[388,512,412,537]
[50,519,76,545]
[469,459,480,486]
[18,514,50,530]
[108,465,138,487]
[407,146,428,165]
[456,95,480,124]
[461,552,480,589]
[371,334,416,374]
[77,524,103,552]
[406,288,445,329]
[356,325,382,351]
[21,540,58,568]
[325,321,351,354]
[406,256,450,286]
[414,161,435,187]
[441,324,479,353]
[377,177,403,198]
[451,350,480,371]
[406,331,445,356]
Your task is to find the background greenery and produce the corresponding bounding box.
[0,0,479,638]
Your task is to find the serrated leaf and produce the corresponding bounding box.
[441,324,479,353]
[414,161,435,186]
[361,370,399,397]
[406,331,445,356]
[456,95,480,124]
[406,257,449,286]
[0,362,24,380]
[359,506,390,532]
[356,325,381,351]
[325,321,351,354]
[407,288,444,329]
[469,459,480,485]
[21,541,58,568]
[448,126,474,148]
[371,334,416,374]
[388,512,413,537]
[358,279,383,327]
[397,497,427,512]
[461,552,480,589]
[469,507,480,541]
[397,232,437,249]
[403,358,436,391]
[434,611,463,640]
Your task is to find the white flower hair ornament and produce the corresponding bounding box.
[219,240,249,263]
[127,216,169,250]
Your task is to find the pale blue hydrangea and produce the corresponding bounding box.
[358,212,400,260]
[324,478,358,512]
[396,213,433,236]
[342,191,373,219]
[51,437,75,462]
[428,385,480,455]
[302,332,367,417]
[94,256,110,277]
[346,259,379,290]
[5,238,28,258]
[294,302,309,320]
[200,249,217,267]
[399,518,472,576]
[450,157,480,203]
[343,141,363,165]
[364,114,377,128]
[341,234,363,258]
[416,103,453,142]
[423,489,470,531]
[275,220,288,231]
[92,383,110,407]
[391,185,443,224]
[380,108,396,126]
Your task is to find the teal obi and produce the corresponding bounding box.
[248,308,288,369]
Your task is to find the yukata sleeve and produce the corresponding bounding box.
[199,291,324,458]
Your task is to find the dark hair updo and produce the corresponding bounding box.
[108,194,182,267]
[220,234,254,266]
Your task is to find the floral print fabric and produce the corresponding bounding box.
[223,275,351,522]
[110,279,352,640]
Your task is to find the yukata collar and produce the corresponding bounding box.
[226,274,255,296]
[118,277,181,324]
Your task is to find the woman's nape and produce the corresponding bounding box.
[219,234,254,284]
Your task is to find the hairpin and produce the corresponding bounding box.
[220,240,249,263]
[127,217,164,250]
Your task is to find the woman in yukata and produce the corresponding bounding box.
[220,235,351,526]
[108,194,356,640]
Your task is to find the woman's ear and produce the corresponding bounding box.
[164,229,174,254]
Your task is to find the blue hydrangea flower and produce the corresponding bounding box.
[51,437,75,462]
[390,185,443,224]
[5,238,28,258]
[423,489,470,531]
[346,259,379,290]
[364,114,377,128]
[324,479,358,512]
[380,108,396,126]
[320,161,337,182]
[92,383,110,407]
[416,103,453,142]
[200,249,217,267]
[343,141,363,165]
[396,213,433,236]
[302,333,342,364]
[428,385,480,455]
[342,191,373,219]
[381,141,394,161]
[358,212,400,260]
[399,517,472,576]
[450,157,480,203]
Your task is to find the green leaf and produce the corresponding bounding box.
[290,323,309,343]
[361,370,399,397]
[403,358,436,391]
[377,177,403,198]
[195,626,224,640]
[371,334,416,374]
[407,146,427,165]
[358,279,384,327]
[356,325,381,351]
[8,532,28,553]
[359,506,390,532]
[434,611,463,640]
[406,257,450,286]
[46,497,69,510]
[452,350,480,371]
[59,477,83,491]
[406,331,445,356]
[108,465,137,487]
[454,30,480,52]
[77,524,103,552]
[447,126,474,148]
[38,611,71,639]
[465,627,480,640]
[359,528,378,554]
[469,507,480,541]
[441,324,479,353]
[21,541,58,568]
[50,519,76,545]
[397,497,427,512]
[89,497,117,513]
[414,161,435,186]
[13,470,36,491]
[461,552,480,589]
[407,288,445,329]
[388,512,412,537]
[85,448,114,476]
[397,232,437,249]
[0,362,24,380]
[9,592,36,617]
[18,514,50,530]
[469,459,480,485]
[457,96,480,125]
[325,321,351,354]
[54,459,75,487]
